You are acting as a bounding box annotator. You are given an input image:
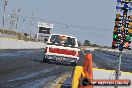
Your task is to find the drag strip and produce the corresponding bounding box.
[1,49,130,88]
[93,50,132,72]
[0,49,73,88]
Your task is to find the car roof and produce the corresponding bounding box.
[50,34,76,39]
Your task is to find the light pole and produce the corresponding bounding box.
[30,12,35,40]
[8,9,16,31]
[2,0,8,34]
[16,9,21,33]
[21,19,25,40]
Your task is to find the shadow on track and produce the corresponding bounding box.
[33,59,43,63]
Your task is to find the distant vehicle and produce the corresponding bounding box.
[42,34,80,66]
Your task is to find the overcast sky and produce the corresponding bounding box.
[0,0,118,46]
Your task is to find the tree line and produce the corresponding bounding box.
[78,40,110,48]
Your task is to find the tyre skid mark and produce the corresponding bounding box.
[20,76,56,88]
[7,66,59,82]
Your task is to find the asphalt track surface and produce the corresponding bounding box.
[0,49,131,88]
[0,49,74,88]
[93,50,132,72]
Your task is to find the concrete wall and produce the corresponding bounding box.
[0,38,46,49]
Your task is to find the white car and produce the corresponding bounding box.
[43,34,80,66]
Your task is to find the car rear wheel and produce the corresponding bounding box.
[42,56,49,63]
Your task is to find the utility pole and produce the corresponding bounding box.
[16,9,21,32]
[29,12,35,40]
[21,19,25,40]
[9,9,16,30]
[2,0,8,34]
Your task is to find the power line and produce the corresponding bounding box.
[18,14,111,31]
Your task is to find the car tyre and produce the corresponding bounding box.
[42,56,49,63]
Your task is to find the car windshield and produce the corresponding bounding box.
[49,35,76,47]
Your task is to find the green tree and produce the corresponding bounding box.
[83,40,91,46]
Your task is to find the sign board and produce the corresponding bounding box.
[38,22,53,28]
[37,22,53,42]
